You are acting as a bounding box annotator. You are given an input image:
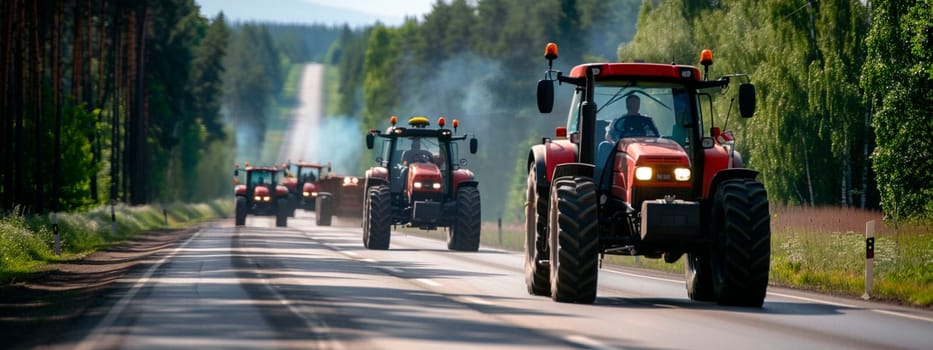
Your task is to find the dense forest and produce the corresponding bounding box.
[0,0,342,214]
[331,0,932,223]
[3,0,931,225]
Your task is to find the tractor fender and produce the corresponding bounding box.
[528,139,577,185]
[453,180,478,196]
[552,163,595,180]
[235,184,247,195]
[365,167,389,187]
[706,168,760,199]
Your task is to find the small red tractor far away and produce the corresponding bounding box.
[234,162,290,227]
[281,161,330,216]
[363,116,480,251]
[312,170,364,227]
[527,43,769,306]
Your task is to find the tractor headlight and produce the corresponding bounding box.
[303,191,310,197]
[635,167,653,181]
[263,196,271,202]
[674,168,692,181]
[311,192,319,197]
[413,181,423,189]
[432,182,441,190]
[343,176,359,185]
[254,196,262,201]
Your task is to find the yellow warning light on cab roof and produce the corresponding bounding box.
[545,42,558,60]
[408,116,430,127]
[700,49,713,66]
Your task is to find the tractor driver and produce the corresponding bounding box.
[402,137,434,165]
[606,95,660,142]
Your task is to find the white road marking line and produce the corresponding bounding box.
[416,278,442,287]
[75,229,204,350]
[344,251,359,257]
[766,291,857,308]
[871,309,933,323]
[564,335,615,350]
[361,258,377,263]
[460,296,493,306]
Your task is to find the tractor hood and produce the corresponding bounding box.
[302,182,318,193]
[408,162,443,193]
[619,138,690,165]
[253,185,271,196]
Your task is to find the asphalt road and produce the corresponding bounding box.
[29,63,931,349]
[45,214,932,350]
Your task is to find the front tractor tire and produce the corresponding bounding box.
[363,185,391,250]
[276,198,288,227]
[316,194,333,226]
[235,196,247,226]
[448,186,481,251]
[710,178,771,307]
[548,176,599,304]
[524,166,550,296]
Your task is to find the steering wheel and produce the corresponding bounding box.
[612,116,657,139]
[413,152,433,163]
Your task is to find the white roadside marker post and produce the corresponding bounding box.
[862,220,875,300]
[51,212,61,256]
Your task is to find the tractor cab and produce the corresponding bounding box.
[526,42,769,307]
[362,116,481,251]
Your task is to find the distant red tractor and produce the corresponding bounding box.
[281,161,330,215]
[234,163,290,227]
[526,43,769,306]
[362,116,480,251]
[313,170,364,227]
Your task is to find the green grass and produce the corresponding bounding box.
[400,207,933,308]
[0,199,231,283]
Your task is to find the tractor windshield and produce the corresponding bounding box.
[248,170,276,187]
[297,167,320,183]
[567,82,697,148]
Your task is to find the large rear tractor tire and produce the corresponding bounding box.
[710,178,770,307]
[548,176,599,304]
[276,198,288,227]
[364,185,391,250]
[448,186,481,251]
[524,166,550,296]
[316,194,333,226]
[235,196,247,226]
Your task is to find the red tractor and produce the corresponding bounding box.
[234,163,290,227]
[363,116,480,251]
[526,43,769,306]
[281,161,330,215]
[313,170,364,227]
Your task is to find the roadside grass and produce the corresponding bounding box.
[398,206,932,307]
[0,199,231,283]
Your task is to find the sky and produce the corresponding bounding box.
[196,0,438,27]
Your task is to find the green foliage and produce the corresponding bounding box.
[0,200,231,282]
[862,0,933,223]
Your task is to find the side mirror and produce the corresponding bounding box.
[366,133,375,149]
[234,169,239,176]
[537,80,554,113]
[469,137,478,154]
[739,83,756,118]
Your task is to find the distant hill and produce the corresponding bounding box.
[197,0,403,27]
